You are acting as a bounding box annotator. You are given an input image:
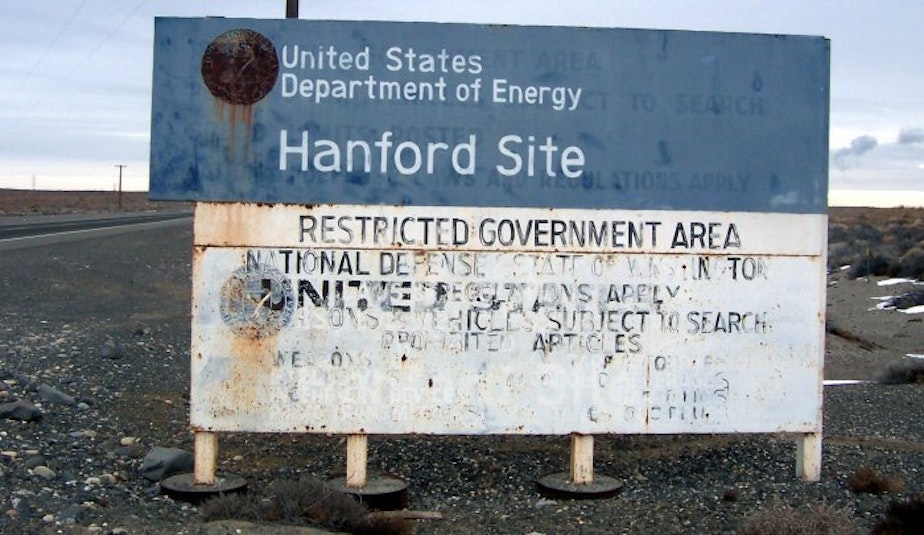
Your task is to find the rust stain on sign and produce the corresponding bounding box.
[224,334,279,421]
[211,100,255,157]
[201,28,278,159]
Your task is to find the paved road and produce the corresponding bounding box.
[0,211,191,251]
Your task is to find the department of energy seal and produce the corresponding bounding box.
[201,28,279,105]
[219,265,295,338]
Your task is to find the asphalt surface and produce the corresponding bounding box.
[0,212,192,253]
[0,212,191,240]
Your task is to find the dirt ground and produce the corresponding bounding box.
[824,272,922,380]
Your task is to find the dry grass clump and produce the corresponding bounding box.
[877,360,924,385]
[846,466,906,495]
[871,494,924,534]
[739,501,858,535]
[199,477,411,534]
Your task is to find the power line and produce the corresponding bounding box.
[10,0,91,96]
[27,0,146,109]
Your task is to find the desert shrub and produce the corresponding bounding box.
[885,262,904,278]
[739,501,858,535]
[847,466,906,495]
[827,210,924,279]
[827,223,851,244]
[896,246,924,279]
[827,242,855,272]
[847,252,893,279]
[885,223,924,252]
[199,477,411,534]
[198,492,268,521]
[851,224,883,244]
[877,360,924,385]
[828,212,924,279]
[871,494,924,534]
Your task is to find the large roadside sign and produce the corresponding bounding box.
[151,19,829,439]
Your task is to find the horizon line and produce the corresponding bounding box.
[2,187,922,209]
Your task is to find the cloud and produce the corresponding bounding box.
[898,128,924,145]
[832,135,878,169]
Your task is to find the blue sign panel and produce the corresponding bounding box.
[150,18,829,213]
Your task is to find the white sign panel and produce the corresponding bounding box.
[191,203,825,435]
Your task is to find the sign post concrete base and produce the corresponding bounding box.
[161,471,248,504]
[161,432,247,503]
[328,434,409,510]
[537,434,623,499]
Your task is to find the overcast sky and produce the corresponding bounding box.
[1,0,922,206]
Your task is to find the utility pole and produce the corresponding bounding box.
[115,164,127,211]
[286,0,298,18]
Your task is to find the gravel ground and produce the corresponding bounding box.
[1,218,922,534]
